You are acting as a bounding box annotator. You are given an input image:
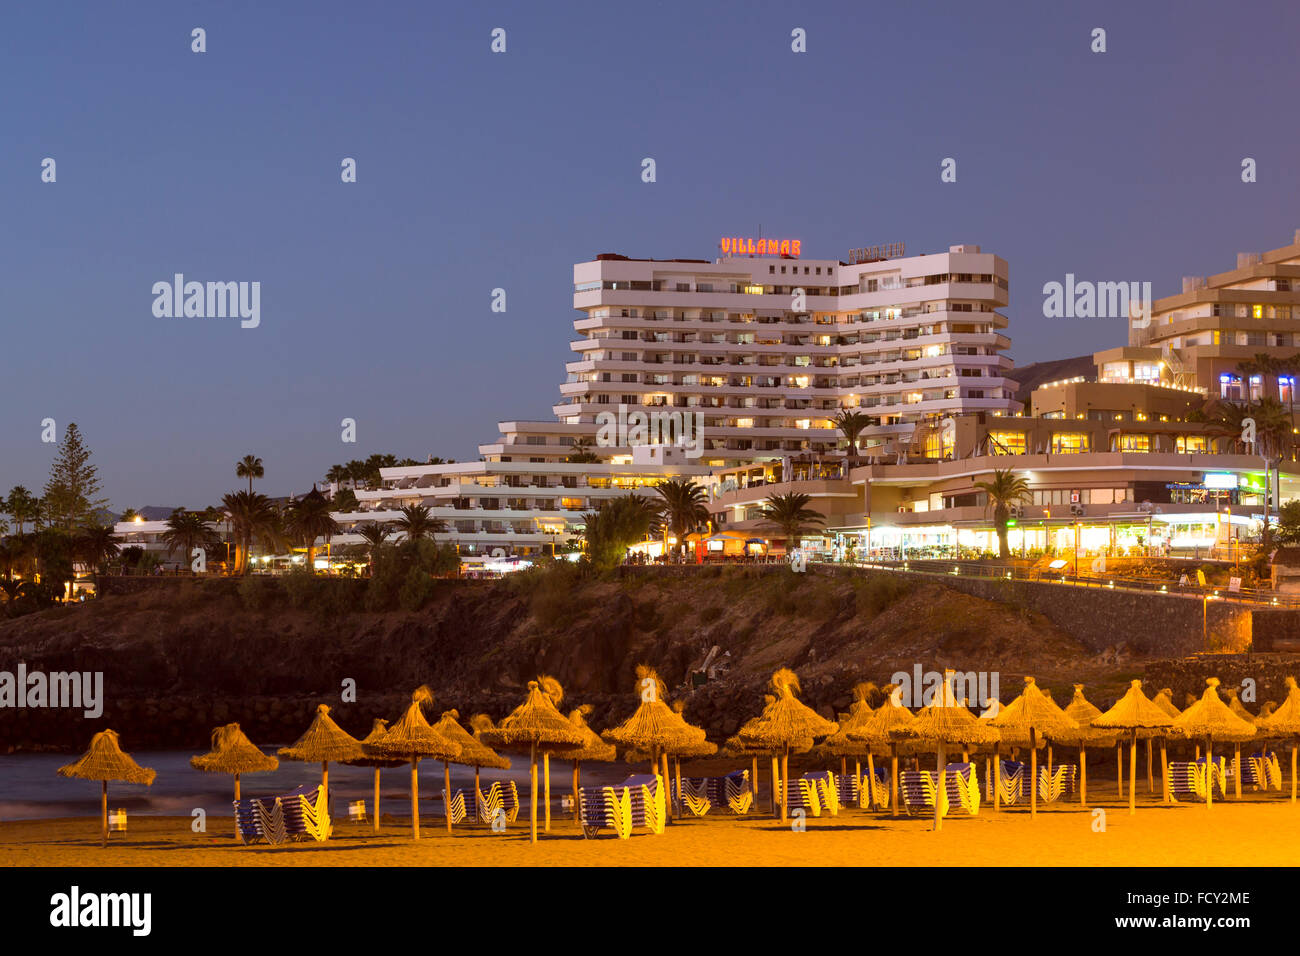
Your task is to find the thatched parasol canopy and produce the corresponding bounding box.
[738,669,838,749]
[278,703,364,764]
[1226,688,1260,725]
[1171,679,1257,742]
[1055,684,1117,747]
[1261,678,1300,738]
[433,710,510,770]
[58,730,156,848]
[602,666,706,755]
[846,684,916,748]
[60,729,156,785]
[481,681,587,752]
[345,719,408,769]
[1152,688,1182,719]
[1092,680,1175,732]
[190,723,278,776]
[820,682,878,756]
[364,688,460,762]
[565,706,616,763]
[989,677,1079,741]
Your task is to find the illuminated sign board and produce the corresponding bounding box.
[1203,473,1238,490]
[848,242,905,264]
[720,237,800,257]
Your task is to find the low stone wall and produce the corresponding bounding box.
[811,565,1250,656]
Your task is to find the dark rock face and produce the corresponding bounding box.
[0,569,1140,752]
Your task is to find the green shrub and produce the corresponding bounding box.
[854,574,912,618]
[237,575,278,610]
[398,567,435,611]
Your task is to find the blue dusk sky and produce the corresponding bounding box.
[2,0,1297,508]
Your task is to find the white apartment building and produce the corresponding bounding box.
[483,241,1018,466]
[330,451,711,558]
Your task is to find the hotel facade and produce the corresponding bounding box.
[324,233,1300,563]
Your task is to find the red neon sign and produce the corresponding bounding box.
[720,237,800,257]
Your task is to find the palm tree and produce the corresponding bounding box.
[160,510,219,570]
[355,522,394,576]
[236,455,265,494]
[758,493,825,550]
[831,408,871,457]
[394,504,446,547]
[1204,400,1252,453]
[284,487,339,573]
[654,478,709,558]
[324,464,349,487]
[972,469,1031,559]
[4,486,40,536]
[580,494,659,567]
[221,491,274,575]
[1278,352,1300,457]
[74,524,120,587]
[566,439,602,464]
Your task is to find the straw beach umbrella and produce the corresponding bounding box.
[819,682,878,804]
[722,718,805,816]
[479,679,584,843]
[277,703,364,821]
[537,676,568,831]
[1225,687,1261,798]
[989,677,1079,819]
[889,671,998,831]
[432,709,509,832]
[1170,678,1257,810]
[344,719,406,834]
[848,683,917,817]
[58,730,156,848]
[1055,685,1117,805]
[565,705,615,822]
[1092,680,1174,815]
[1260,677,1300,802]
[602,666,706,822]
[363,687,460,840]
[738,668,837,823]
[190,723,279,838]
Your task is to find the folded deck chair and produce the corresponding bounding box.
[785,776,823,817]
[620,774,666,835]
[943,763,980,815]
[478,780,521,825]
[1165,761,1200,803]
[234,796,282,845]
[1193,756,1228,799]
[441,788,469,824]
[578,784,631,839]
[673,776,712,817]
[720,770,753,815]
[280,784,329,842]
[1037,764,1077,803]
[995,760,1027,805]
[899,770,949,817]
[860,766,890,809]
[803,771,840,816]
[1251,751,1282,791]
[835,771,859,808]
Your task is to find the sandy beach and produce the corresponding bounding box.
[4,779,1298,867]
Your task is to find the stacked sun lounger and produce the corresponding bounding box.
[900,766,978,817]
[994,760,1028,805]
[784,776,824,816]
[442,780,521,826]
[859,766,890,809]
[579,774,665,839]
[1167,758,1228,802]
[715,770,753,815]
[673,777,712,817]
[1249,751,1282,791]
[1037,764,1077,803]
[803,771,840,816]
[234,784,329,845]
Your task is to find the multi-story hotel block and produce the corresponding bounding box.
[484,242,1019,465]
[1093,230,1300,403]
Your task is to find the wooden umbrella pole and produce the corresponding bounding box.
[234,773,241,839]
[444,760,453,834]
[529,742,538,843]
[865,752,876,811]
[101,781,108,848]
[661,753,672,823]
[411,757,420,840]
[1205,736,1213,810]
[771,754,780,817]
[1233,745,1241,800]
[1292,744,1297,804]
[1030,728,1038,819]
[1161,738,1169,804]
[1079,745,1087,805]
[854,757,862,809]
[674,756,683,819]
[572,761,581,822]
[993,742,1001,812]
[1046,743,1052,777]
[780,748,790,824]
[1146,737,1153,793]
[841,755,847,779]
[1116,743,1123,797]
[1128,729,1137,816]
[544,752,551,832]
[890,744,899,818]
[322,760,329,817]
[934,742,945,832]
[373,768,381,834]
[751,756,759,807]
